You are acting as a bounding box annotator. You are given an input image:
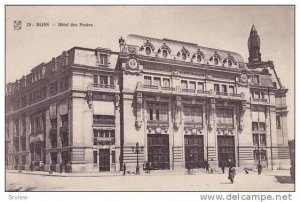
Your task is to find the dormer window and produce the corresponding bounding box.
[228,59,233,67]
[100,54,108,65]
[162,49,168,58]
[197,55,202,63]
[145,47,151,55]
[96,52,109,66]
[182,52,187,61]
[214,57,219,65]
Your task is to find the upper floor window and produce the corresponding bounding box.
[276,116,281,129]
[216,108,234,128]
[147,103,168,121]
[61,114,68,127]
[252,75,260,84]
[162,49,168,58]
[144,76,151,86]
[214,84,220,92]
[182,52,187,61]
[189,81,196,90]
[145,47,151,55]
[99,54,108,65]
[221,85,227,93]
[183,106,203,124]
[229,86,235,94]
[214,57,219,65]
[228,59,233,67]
[153,77,161,87]
[196,54,202,63]
[163,78,170,87]
[198,82,204,91]
[181,80,188,89]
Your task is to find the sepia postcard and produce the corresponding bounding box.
[4,5,295,195]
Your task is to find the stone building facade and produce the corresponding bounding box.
[5,26,290,173]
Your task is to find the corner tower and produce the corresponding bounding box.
[248,25,261,64]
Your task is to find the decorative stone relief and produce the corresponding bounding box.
[135,93,143,129]
[174,96,181,130]
[122,58,143,75]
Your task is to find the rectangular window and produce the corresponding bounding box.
[112,151,116,164]
[229,86,235,94]
[216,108,233,128]
[253,75,259,83]
[153,77,161,87]
[252,122,258,131]
[260,150,266,160]
[99,54,108,65]
[181,80,188,89]
[197,82,204,91]
[221,85,227,93]
[189,81,196,90]
[22,117,26,133]
[61,115,68,127]
[260,134,266,146]
[163,78,170,87]
[100,76,108,85]
[50,118,57,129]
[183,106,203,124]
[147,103,168,121]
[93,75,98,84]
[214,84,220,92]
[51,153,57,165]
[144,76,151,86]
[22,155,26,165]
[93,151,97,164]
[253,150,259,160]
[259,122,266,131]
[253,134,259,146]
[276,116,281,129]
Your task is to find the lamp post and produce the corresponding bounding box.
[132,142,144,175]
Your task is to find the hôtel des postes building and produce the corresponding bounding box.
[5,26,290,173]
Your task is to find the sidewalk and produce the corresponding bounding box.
[6,167,288,177]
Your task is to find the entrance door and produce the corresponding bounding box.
[184,135,204,169]
[148,134,169,170]
[217,136,235,167]
[99,149,110,172]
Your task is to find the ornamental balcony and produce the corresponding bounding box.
[147,120,169,128]
[92,83,119,93]
[253,98,268,103]
[93,118,115,127]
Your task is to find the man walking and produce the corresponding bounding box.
[123,163,126,176]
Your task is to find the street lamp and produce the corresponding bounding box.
[132,142,144,175]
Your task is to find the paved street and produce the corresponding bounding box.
[6,169,294,191]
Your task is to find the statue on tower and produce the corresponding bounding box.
[248,25,261,64]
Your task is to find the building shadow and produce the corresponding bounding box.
[274,176,293,184]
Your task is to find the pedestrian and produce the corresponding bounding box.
[143,161,146,171]
[59,163,64,173]
[123,163,126,176]
[257,164,262,175]
[29,161,34,172]
[145,161,150,174]
[148,161,152,174]
[228,166,236,183]
[187,164,192,175]
[206,163,210,173]
[221,162,225,174]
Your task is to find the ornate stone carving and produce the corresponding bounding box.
[122,58,143,75]
[135,93,143,129]
[174,96,181,130]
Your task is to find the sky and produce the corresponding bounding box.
[5,6,294,140]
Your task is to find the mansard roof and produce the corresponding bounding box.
[126,34,244,63]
